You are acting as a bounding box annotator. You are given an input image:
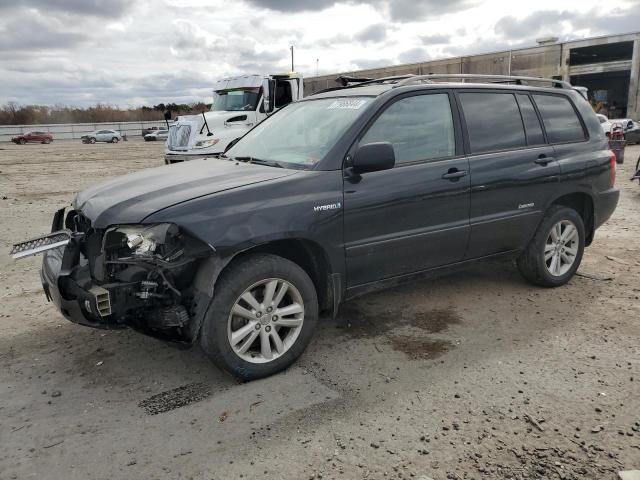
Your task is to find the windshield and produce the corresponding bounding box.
[212,88,260,112]
[226,97,373,167]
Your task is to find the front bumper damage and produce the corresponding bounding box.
[18,208,216,343]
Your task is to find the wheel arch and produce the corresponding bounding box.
[190,237,337,338]
[549,192,595,246]
[228,238,336,315]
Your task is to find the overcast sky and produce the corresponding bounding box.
[1,0,638,107]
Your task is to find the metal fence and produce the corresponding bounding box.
[0,120,168,142]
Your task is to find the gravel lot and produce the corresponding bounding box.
[1,139,639,480]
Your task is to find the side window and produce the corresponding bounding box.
[360,94,455,164]
[459,92,526,153]
[533,94,585,143]
[274,80,293,108]
[515,94,545,146]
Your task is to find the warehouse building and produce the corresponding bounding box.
[305,32,640,119]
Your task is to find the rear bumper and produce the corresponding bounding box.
[594,187,620,230]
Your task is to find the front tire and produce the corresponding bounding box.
[200,253,318,380]
[517,205,585,287]
[89,137,96,144]
[111,137,119,143]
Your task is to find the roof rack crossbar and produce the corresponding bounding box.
[392,74,572,89]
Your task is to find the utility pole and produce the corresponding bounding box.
[316,58,319,77]
[290,45,294,72]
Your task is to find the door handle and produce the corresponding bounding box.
[442,169,468,180]
[535,154,555,165]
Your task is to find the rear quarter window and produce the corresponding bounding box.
[533,94,586,143]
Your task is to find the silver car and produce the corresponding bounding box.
[82,129,122,144]
[144,129,169,141]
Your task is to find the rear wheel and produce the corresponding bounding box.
[200,253,318,380]
[111,137,119,143]
[517,205,585,287]
[42,138,51,144]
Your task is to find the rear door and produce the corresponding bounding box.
[458,90,560,259]
[343,91,471,287]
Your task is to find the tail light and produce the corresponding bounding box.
[608,150,616,188]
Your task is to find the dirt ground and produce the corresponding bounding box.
[0,139,639,480]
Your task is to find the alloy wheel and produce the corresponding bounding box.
[544,220,579,277]
[227,278,305,364]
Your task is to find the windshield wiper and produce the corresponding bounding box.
[233,156,285,168]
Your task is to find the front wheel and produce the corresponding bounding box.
[89,137,96,144]
[200,253,318,380]
[517,205,585,287]
[111,137,119,143]
[19,139,26,145]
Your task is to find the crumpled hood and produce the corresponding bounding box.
[74,159,296,228]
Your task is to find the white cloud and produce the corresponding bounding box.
[0,0,638,106]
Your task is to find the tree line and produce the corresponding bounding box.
[0,102,212,125]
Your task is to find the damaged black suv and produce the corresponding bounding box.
[11,75,619,380]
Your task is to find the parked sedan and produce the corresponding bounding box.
[11,131,53,144]
[142,126,162,137]
[81,129,122,144]
[144,129,169,141]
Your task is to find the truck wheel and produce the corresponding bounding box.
[200,253,318,380]
[517,205,585,287]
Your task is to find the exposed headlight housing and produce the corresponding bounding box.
[194,138,220,148]
[106,223,182,258]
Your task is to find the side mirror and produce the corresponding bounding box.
[352,142,395,174]
[262,78,274,113]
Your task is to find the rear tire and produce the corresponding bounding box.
[111,137,119,143]
[200,253,318,381]
[517,205,585,287]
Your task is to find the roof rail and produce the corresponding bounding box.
[392,74,572,89]
[335,75,374,87]
[349,75,415,86]
[311,74,415,96]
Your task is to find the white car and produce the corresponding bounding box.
[81,129,122,144]
[144,129,169,141]
[596,114,638,137]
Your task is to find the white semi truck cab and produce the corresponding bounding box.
[164,73,303,164]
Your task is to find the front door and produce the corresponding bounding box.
[343,91,471,287]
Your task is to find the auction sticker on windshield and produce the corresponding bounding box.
[327,99,368,110]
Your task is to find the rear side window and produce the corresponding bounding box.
[515,94,545,146]
[533,94,585,143]
[361,93,455,164]
[459,92,526,153]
